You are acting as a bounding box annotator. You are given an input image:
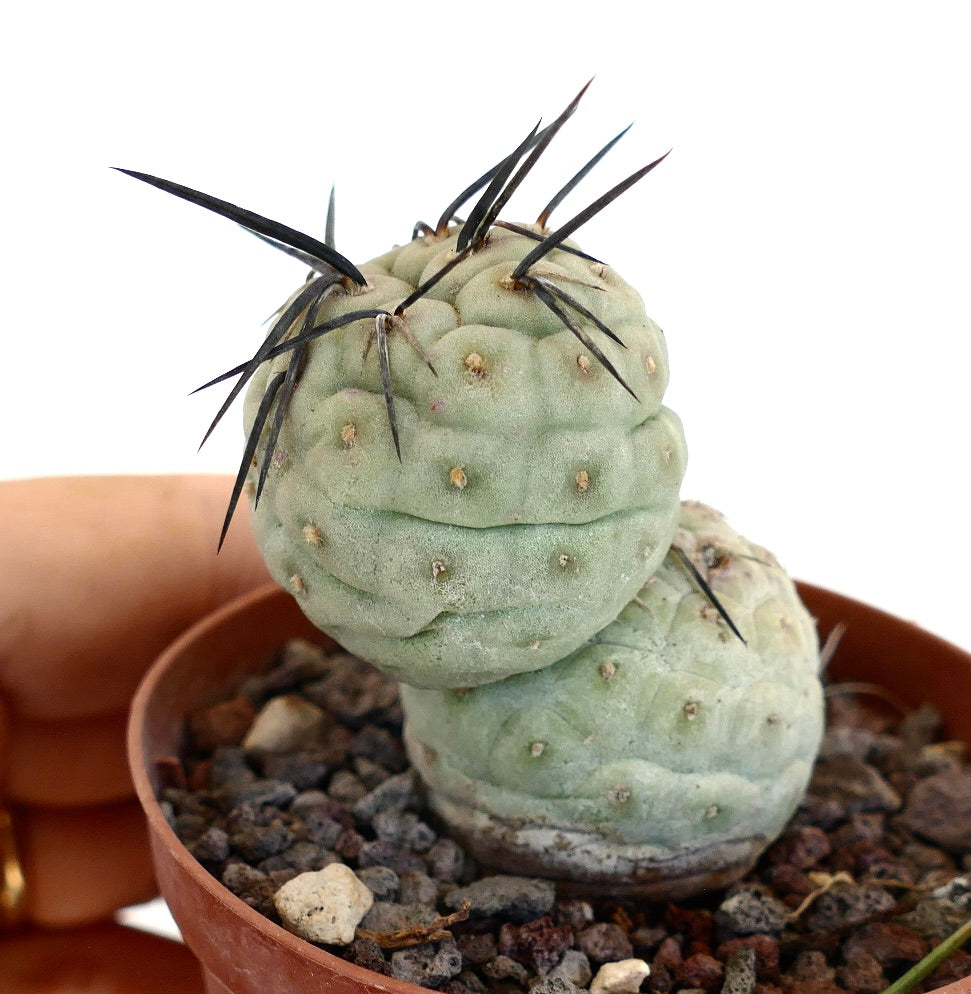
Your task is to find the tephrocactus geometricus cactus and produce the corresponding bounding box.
[120,82,823,897]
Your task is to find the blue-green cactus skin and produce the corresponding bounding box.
[399,502,824,897]
[245,226,686,688]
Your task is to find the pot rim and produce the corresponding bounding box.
[127,580,971,993]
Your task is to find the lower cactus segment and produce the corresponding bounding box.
[400,502,824,899]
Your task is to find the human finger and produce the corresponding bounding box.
[4,709,130,807]
[0,921,203,994]
[0,475,271,720]
[14,799,158,927]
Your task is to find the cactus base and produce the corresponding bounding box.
[424,794,765,900]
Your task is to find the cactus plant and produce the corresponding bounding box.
[120,83,823,897]
[401,500,823,897]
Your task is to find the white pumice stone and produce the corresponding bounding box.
[273,863,373,945]
[590,958,651,994]
[242,694,325,754]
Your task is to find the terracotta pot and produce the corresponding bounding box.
[128,582,971,994]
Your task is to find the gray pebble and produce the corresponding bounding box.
[229,818,294,863]
[452,969,489,994]
[716,886,789,935]
[359,900,439,933]
[261,749,330,790]
[445,875,556,922]
[358,839,427,875]
[301,806,345,849]
[356,865,401,902]
[329,770,368,804]
[350,724,407,771]
[548,950,593,989]
[353,756,391,790]
[344,937,392,976]
[529,977,585,994]
[577,923,633,963]
[209,747,256,789]
[398,870,440,905]
[483,954,530,985]
[280,840,331,873]
[352,769,419,822]
[188,826,230,863]
[391,938,463,987]
[373,808,437,852]
[426,838,466,882]
[720,947,757,994]
[806,884,896,931]
[807,754,902,815]
[290,789,330,815]
[223,777,298,810]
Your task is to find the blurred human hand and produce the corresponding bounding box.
[0,475,271,992]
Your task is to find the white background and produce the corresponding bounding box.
[3,0,969,667]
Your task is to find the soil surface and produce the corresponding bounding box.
[158,640,971,993]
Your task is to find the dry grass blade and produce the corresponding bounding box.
[526,276,637,400]
[536,122,632,229]
[219,369,286,550]
[114,168,366,285]
[669,545,747,645]
[512,149,671,280]
[356,902,471,950]
[375,313,401,461]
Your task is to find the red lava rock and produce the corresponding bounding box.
[715,934,780,976]
[576,922,633,963]
[675,952,724,992]
[900,768,971,853]
[457,932,499,967]
[779,981,846,994]
[498,916,574,975]
[835,949,885,994]
[789,950,834,981]
[189,695,257,751]
[649,936,683,993]
[841,921,927,966]
[829,812,886,849]
[808,754,902,814]
[665,903,714,950]
[154,754,188,790]
[768,863,817,899]
[770,827,832,870]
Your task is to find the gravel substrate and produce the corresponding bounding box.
[158,639,971,993]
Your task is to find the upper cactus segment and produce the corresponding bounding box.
[244,224,686,687]
[400,502,824,898]
[118,85,685,687]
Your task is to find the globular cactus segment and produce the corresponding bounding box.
[118,88,682,689]
[400,502,824,899]
[244,225,686,688]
